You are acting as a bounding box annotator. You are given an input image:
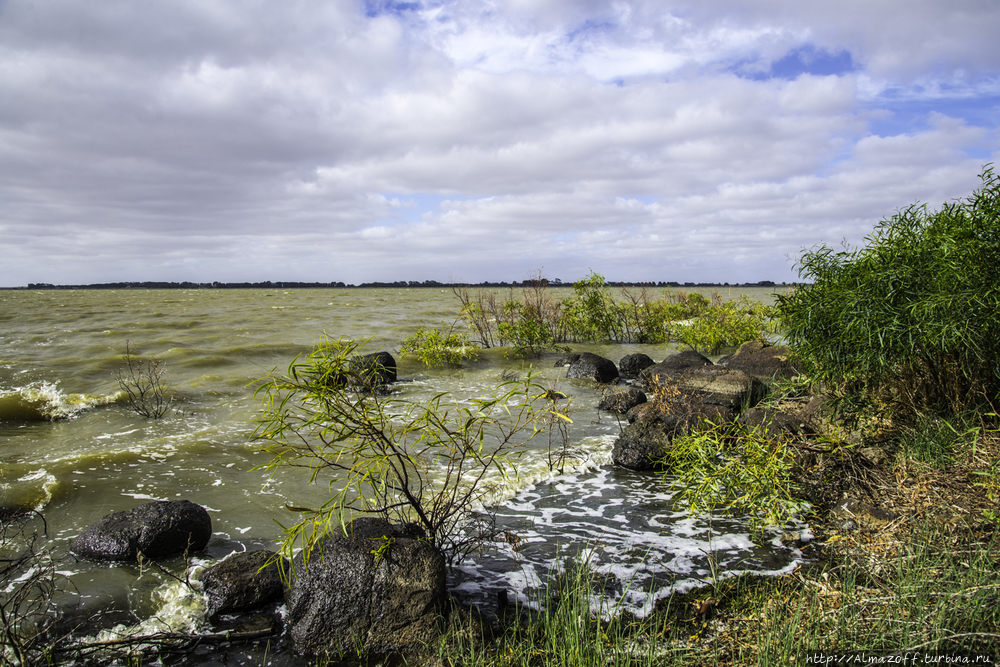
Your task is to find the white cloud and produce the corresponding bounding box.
[0,0,997,286]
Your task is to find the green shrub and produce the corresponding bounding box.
[559,271,623,342]
[778,165,1000,425]
[400,328,480,367]
[658,420,806,531]
[670,295,778,355]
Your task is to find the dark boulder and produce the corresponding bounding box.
[350,351,397,388]
[566,352,619,384]
[284,517,446,658]
[200,550,286,620]
[618,353,655,379]
[611,415,680,470]
[72,500,211,562]
[554,353,580,367]
[598,387,647,414]
[614,400,735,471]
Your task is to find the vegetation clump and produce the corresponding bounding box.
[113,340,170,419]
[400,327,480,367]
[252,339,566,566]
[450,271,776,357]
[778,165,1000,426]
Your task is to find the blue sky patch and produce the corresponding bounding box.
[380,193,467,225]
[364,1,422,19]
[867,94,1000,140]
[736,44,855,81]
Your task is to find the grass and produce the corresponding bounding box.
[434,521,1000,666]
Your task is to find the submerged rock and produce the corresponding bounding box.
[598,387,647,414]
[284,517,446,658]
[71,499,211,562]
[349,351,397,388]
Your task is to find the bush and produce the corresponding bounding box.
[778,166,1000,425]
[113,340,170,419]
[657,420,806,531]
[670,295,778,354]
[252,339,565,565]
[400,328,480,367]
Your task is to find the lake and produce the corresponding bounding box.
[0,286,802,648]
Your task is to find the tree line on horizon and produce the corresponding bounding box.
[14,278,787,291]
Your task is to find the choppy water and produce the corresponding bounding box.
[0,287,801,651]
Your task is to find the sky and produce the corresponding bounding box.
[1,0,998,287]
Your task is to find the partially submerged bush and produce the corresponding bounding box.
[113,340,170,419]
[670,295,778,355]
[252,339,566,565]
[400,328,480,367]
[454,271,775,352]
[778,165,1000,426]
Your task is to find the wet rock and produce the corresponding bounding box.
[566,352,619,384]
[554,353,580,367]
[618,353,655,379]
[639,351,713,389]
[0,504,32,521]
[598,387,647,414]
[284,517,446,658]
[613,399,735,471]
[71,500,211,562]
[611,415,679,470]
[350,351,397,388]
[201,549,286,620]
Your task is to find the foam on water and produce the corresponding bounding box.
[449,463,806,619]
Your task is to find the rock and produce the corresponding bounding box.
[200,550,286,619]
[639,351,713,389]
[724,341,798,384]
[72,500,211,562]
[685,366,766,408]
[598,387,647,414]
[284,517,446,658]
[554,353,580,367]
[611,416,679,470]
[618,353,655,379]
[738,407,815,439]
[566,352,619,384]
[0,504,31,521]
[613,399,735,471]
[646,365,765,410]
[350,351,397,388]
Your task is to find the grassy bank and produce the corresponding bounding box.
[434,422,1000,665]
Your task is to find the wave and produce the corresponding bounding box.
[1,467,62,511]
[0,382,119,422]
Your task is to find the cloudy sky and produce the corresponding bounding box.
[1,0,998,286]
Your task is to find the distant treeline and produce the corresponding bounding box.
[11,279,789,290]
